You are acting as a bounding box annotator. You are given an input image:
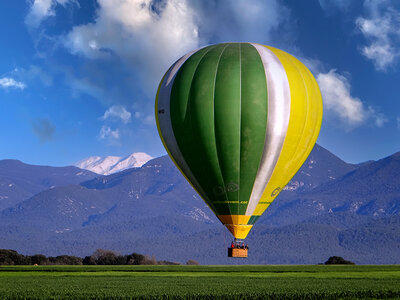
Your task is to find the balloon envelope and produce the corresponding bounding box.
[156,43,323,239]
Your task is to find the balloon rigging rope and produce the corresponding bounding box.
[223,226,227,249]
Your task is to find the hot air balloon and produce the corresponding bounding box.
[155,43,323,257]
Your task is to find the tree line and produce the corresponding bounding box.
[0,249,199,265]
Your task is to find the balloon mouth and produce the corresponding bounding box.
[225,224,253,239]
[217,215,253,239]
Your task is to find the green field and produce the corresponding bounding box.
[1,265,400,299]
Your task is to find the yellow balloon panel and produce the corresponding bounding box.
[252,46,323,217]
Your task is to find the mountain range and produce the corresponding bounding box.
[75,152,153,175]
[0,160,96,211]
[0,144,399,265]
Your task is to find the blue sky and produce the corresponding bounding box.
[1,0,400,166]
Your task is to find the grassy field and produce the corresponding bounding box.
[1,265,400,299]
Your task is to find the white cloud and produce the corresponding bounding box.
[63,0,289,100]
[356,2,400,71]
[25,0,54,28]
[367,106,388,127]
[64,0,199,91]
[98,125,120,141]
[0,77,26,90]
[317,69,386,128]
[25,0,78,28]
[100,105,131,124]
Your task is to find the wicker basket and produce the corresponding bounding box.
[228,247,248,258]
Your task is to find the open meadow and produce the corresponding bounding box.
[1,265,400,299]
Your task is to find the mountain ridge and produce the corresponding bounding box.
[75,152,153,175]
[0,160,97,211]
[0,144,399,264]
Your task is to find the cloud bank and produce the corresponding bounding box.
[62,0,289,103]
[27,1,389,135]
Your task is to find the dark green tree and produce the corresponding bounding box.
[325,256,355,265]
[30,254,48,265]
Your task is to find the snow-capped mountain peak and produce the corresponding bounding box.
[75,152,153,175]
